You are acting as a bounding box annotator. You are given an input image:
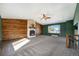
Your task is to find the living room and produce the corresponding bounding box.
[0,3,79,56]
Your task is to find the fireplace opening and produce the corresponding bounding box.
[30,30,35,36]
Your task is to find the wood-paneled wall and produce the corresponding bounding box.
[36,23,43,35]
[2,18,27,40]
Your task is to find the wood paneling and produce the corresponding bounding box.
[2,19,27,40]
[66,33,69,48]
[36,23,43,35]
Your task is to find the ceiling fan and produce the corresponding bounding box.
[41,14,51,20]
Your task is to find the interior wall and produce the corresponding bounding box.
[43,22,66,36]
[60,22,66,36]
[66,20,74,35]
[36,23,43,35]
[74,3,79,35]
[2,18,27,40]
[43,20,74,37]
[0,16,2,47]
[73,3,79,48]
[27,20,36,28]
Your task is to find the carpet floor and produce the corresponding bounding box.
[1,35,79,56]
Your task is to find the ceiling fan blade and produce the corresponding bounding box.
[47,17,51,19]
[41,14,51,20]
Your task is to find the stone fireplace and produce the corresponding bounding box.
[27,20,42,38]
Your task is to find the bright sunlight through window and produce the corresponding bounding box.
[12,38,30,51]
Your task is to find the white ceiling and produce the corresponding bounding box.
[0,3,77,25]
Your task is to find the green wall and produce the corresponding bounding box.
[66,20,74,35]
[43,20,74,37]
[60,22,66,36]
[43,25,48,35]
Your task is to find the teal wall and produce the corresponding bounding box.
[66,20,74,35]
[43,25,48,35]
[60,22,66,36]
[43,20,74,37]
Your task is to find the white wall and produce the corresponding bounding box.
[74,4,79,35]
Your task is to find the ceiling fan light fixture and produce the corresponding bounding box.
[41,14,51,20]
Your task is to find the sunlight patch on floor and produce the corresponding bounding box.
[12,38,30,51]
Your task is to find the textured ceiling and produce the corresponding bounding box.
[0,3,77,25]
